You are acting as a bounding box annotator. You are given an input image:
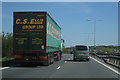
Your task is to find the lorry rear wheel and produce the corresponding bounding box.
[57,53,60,61]
[86,58,89,61]
[51,57,54,64]
[50,53,54,64]
[60,55,62,60]
[73,58,76,61]
[60,52,62,60]
[44,54,50,66]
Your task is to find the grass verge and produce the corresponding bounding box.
[0,57,14,62]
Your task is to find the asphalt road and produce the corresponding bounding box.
[1,54,119,78]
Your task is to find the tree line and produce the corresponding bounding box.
[2,32,13,58]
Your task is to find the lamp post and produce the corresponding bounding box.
[87,19,103,52]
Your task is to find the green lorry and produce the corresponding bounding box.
[13,12,63,65]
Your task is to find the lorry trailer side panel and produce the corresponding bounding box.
[46,14,61,53]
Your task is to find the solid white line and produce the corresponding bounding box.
[90,56,120,75]
[0,67,9,70]
[57,66,61,69]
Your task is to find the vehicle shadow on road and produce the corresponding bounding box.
[2,60,54,68]
[7,63,46,68]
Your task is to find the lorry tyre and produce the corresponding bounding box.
[51,54,54,64]
[49,53,54,64]
[50,54,53,64]
[86,58,89,61]
[57,53,60,61]
[73,58,76,61]
[51,57,54,64]
[44,54,50,66]
[60,52,62,60]
[60,55,62,60]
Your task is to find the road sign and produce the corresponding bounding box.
[94,48,96,50]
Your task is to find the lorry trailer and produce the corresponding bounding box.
[13,12,63,65]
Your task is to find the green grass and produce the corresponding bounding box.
[62,50,71,54]
[0,57,14,62]
[63,52,70,54]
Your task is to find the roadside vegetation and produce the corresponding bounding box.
[1,32,14,62]
[62,47,70,54]
[90,46,119,56]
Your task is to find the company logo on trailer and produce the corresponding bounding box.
[47,22,60,40]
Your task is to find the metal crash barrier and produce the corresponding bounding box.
[95,54,120,68]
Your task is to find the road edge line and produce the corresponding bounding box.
[0,67,9,70]
[90,56,120,75]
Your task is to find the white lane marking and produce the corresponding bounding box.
[90,56,120,75]
[68,58,70,60]
[0,67,9,70]
[65,62,88,64]
[65,61,67,63]
[57,66,61,70]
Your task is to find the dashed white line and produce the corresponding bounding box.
[68,58,70,60]
[0,67,9,70]
[65,61,67,63]
[90,56,120,75]
[65,62,88,64]
[57,66,61,70]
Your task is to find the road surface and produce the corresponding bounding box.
[1,54,119,79]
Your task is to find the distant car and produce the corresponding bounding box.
[73,45,90,61]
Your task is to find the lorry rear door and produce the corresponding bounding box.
[14,12,46,53]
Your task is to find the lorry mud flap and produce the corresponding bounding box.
[54,52,61,61]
